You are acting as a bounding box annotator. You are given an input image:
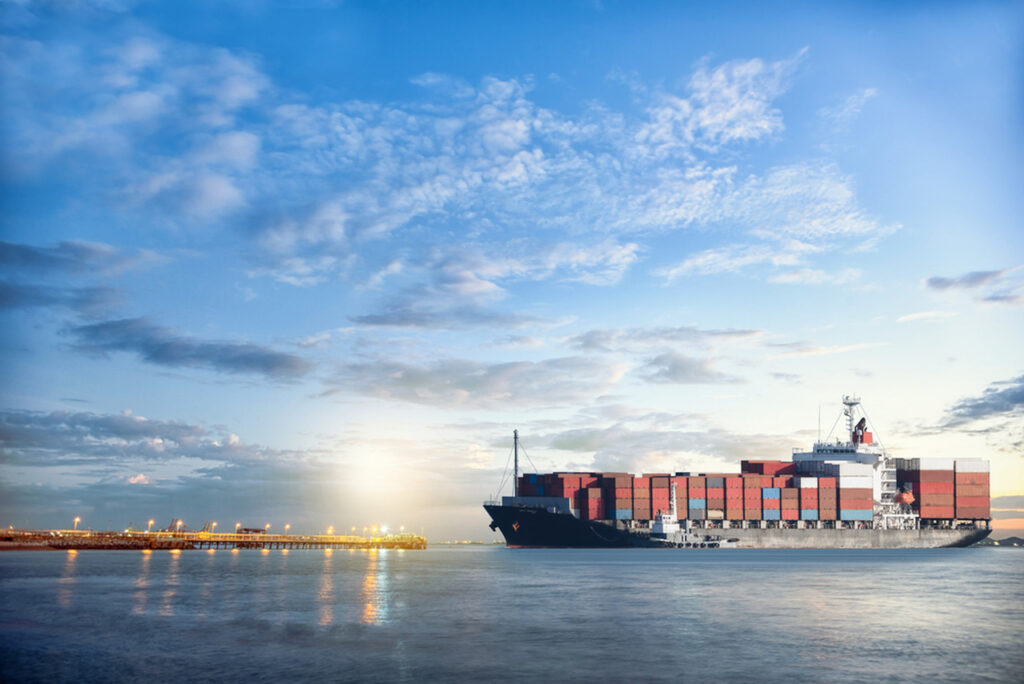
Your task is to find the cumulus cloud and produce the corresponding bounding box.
[68,317,314,380]
[639,352,741,384]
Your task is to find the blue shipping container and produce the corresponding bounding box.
[537,485,544,496]
[800,509,819,521]
[614,510,632,520]
[689,498,706,509]
[762,509,781,520]
[762,488,781,500]
[529,474,538,484]
[840,510,873,521]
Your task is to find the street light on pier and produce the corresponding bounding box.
[147,519,155,533]
[212,522,218,532]
[73,516,81,531]
[327,526,334,535]
[265,523,271,532]
[235,522,241,532]
[176,520,183,532]
[284,523,290,533]
[400,525,405,533]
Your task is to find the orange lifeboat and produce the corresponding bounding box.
[896,491,915,505]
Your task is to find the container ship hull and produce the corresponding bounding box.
[484,503,990,549]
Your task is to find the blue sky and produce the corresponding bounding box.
[2,0,1022,538]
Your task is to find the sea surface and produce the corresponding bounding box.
[1,546,1022,683]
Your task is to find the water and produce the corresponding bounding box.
[1,547,1021,683]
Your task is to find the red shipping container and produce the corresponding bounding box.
[585,488,602,498]
[726,490,744,500]
[688,476,706,487]
[916,494,954,506]
[781,509,799,520]
[762,499,780,510]
[839,498,873,510]
[908,470,955,483]
[726,477,743,489]
[707,500,725,510]
[744,510,762,521]
[614,487,632,498]
[818,477,836,488]
[799,491,818,508]
[725,509,742,520]
[579,476,598,488]
[688,487,706,498]
[634,476,650,487]
[839,488,873,499]
[954,507,989,518]
[955,472,989,485]
[773,476,792,488]
[915,481,954,494]
[954,496,989,507]
[954,484,989,496]
[819,509,837,521]
[918,505,954,518]
[651,476,669,489]
[670,476,688,493]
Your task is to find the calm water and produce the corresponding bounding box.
[1,546,1022,683]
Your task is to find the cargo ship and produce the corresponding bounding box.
[483,396,992,548]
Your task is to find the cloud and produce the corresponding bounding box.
[925,266,1023,306]
[896,311,957,323]
[769,268,861,285]
[819,87,878,127]
[68,317,314,380]
[992,496,1024,508]
[0,281,119,316]
[926,269,1007,290]
[0,240,158,276]
[329,356,627,408]
[770,342,881,359]
[568,325,761,353]
[639,352,741,384]
[941,375,1024,428]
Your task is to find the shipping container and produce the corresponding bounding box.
[918,505,955,519]
[652,476,669,489]
[954,459,990,473]
[800,509,819,521]
[819,509,837,521]
[762,498,780,510]
[838,475,873,489]
[688,498,706,510]
[707,510,725,520]
[953,507,990,518]
[762,488,781,500]
[689,509,706,521]
[839,510,873,521]
[781,509,799,521]
[796,477,818,488]
[706,477,725,488]
[725,477,743,489]
[954,484,989,497]
[613,510,632,520]
[955,472,990,485]
[762,509,782,521]
[953,496,989,508]
[913,481,954,494]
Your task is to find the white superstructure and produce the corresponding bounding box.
[792,395,916,530]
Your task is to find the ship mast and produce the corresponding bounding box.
[513,429,519,497]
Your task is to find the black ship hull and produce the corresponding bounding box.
[484,503,636,548]
[483,504,991,549]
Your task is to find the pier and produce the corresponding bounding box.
[1,529,427,551]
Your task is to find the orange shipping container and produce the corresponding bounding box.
[954,496,989,507]
[955,472,989,485]
[954,484,989,497]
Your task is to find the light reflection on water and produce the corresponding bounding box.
[1,548,1021,682]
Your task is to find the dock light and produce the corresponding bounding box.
[372,526,378,534]
[284,523,290,533]
[212,522,218,532]
[235,522,241,531]
[73,516,81,531]
[176,520,183,531]
[351,526,356,533]
[265,523,271,531]
[327,526,334,535]
[400,525,405,533]
[381,525,388,534]
[147,519,154,532]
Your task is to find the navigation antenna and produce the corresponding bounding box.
[513,429,519,497]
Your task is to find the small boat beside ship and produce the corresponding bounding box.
[483,396,991,549]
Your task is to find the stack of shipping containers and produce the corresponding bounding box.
[954,459,990,520]
[515,453,988,524]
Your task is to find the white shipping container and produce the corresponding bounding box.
[796,477,818,488]
[910,457,955,470]
[954,459,990,473]
[837,463,873,476]
[839,475,873,489]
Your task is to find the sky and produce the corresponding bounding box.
[1,0,1022,540]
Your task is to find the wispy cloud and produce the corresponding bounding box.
[770,342,881,359]
[925,266,1023,306]
[69,318,314,380]
[328,356,627,408]
[568,325,761,353]
[819,87,878,127]
[941,375,1024,428]
[896,310,957,323]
